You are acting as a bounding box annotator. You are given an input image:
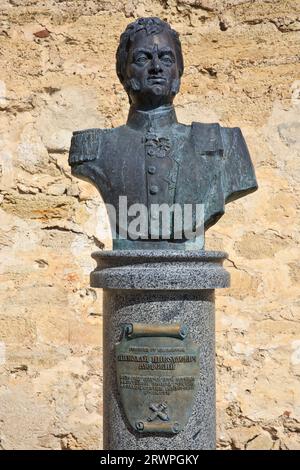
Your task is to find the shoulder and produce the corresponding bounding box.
[190,122,249,156]
[219,126,253,164]
[69,127,116,166]
[219,126,258,197]
[220,126,245,149]
[190,122,223,155]
[71,127,110,149]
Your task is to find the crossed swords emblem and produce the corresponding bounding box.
[147,402,169,422]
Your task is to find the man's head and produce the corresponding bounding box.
[116,17,184,109]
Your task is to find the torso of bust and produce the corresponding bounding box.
[69,105,257,250]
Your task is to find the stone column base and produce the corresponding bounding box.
[91,250,230,450]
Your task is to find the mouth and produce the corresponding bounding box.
[147,77,166,85]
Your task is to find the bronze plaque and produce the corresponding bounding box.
[116,323,200,434]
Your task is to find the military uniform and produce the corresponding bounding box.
[69,106,257,249]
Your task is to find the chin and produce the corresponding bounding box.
[151,86,166,96]
[144,85,169,97]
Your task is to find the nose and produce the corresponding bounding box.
[149,56,162,74]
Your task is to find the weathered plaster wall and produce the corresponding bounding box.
[0,0,299,449]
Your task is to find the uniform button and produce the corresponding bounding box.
[149,185,159,195]
[147,148,155,156]
[148,165,156,175]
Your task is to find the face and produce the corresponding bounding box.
[125,29,180,109]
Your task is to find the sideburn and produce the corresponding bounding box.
[171,78,180,96]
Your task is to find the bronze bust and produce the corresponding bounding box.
[69,17,257,250]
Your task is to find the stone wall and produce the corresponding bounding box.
[0,0,299,450]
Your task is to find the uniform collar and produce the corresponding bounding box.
[126,105,178,131]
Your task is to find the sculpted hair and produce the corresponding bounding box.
[116,17,184,86]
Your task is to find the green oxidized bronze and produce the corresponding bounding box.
[69,17,257,251]
[116,323,200,434]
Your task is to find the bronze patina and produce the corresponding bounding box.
[69,17,257,251]
[116,323,200,434]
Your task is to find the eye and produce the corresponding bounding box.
[160,54,174,66]
[135,55,148,65]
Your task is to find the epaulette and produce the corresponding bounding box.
[69,128,102,166]
[191,122,224,156]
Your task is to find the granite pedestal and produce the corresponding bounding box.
[91,250,229,450]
